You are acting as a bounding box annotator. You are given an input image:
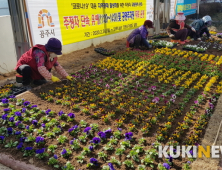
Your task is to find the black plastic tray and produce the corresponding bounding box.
[182,47,205,53]
[94,47,115,56]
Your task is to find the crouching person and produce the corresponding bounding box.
[126,20,153,50]
[15,38,74,87]
[190,15,213,41]
[166,12,192,44]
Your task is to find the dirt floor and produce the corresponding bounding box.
[1,36,222,170]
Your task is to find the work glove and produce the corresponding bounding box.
[169,34,175,38]
[66,75,76,81]
[191,27,196,32]
[197,38,201,41]
[51,75,61,82]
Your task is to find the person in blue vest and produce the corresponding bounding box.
[190,15,213,40]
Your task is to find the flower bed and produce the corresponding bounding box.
[0,49,221,170]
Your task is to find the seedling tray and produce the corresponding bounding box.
[182,47,205,53]
[94,47,115,56]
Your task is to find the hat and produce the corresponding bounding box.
[175,12,186,21]
[45,38,62,55]
[144,20,154,28]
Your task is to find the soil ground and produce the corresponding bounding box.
[1,36,222,170]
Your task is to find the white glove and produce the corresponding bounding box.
[169,34,175,38]
[197,38,201,41]
[191,27,196,32]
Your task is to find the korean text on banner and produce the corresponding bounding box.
[25,0,62,45]
[57,0,146,45]
[176,0,197,16]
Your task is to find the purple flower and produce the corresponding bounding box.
[15,131,21,135]
[36,136,44,143]
[167,155,173,162]
[31,105,37,108]
[108,163,115,170]
[106,84,110,88]
[7,127,13,134]
[171,94,176,99]
[89,146,94,151]
[68,127,74,133]
[187,161,191,164]
[68,113,75,118]
[20,137,27,142]
[1,114,8,120]
[92,137,101,144]
[151,86,156,90]
[9,95,15,98]
[84,127,92,134]
[58,110,64,116]
[14,111,22,117]
[98,132,106,138]
[9,117,14,122]
[1,98,9,104]
[32,120,38,126]
[152,97,160,103]
[194,100,199,105]
[57,125,62,130]
[125,132,133,140]
[21,108,26,113]
[3,108,10,112]
[118,128,122,131]
[45,109,51,115]
[17,142,23,149]
[170,98,175,103]
[90,158,98,165]
[54,154,58,159]
[189,150,193,156]
[36,148,45,154]
[25,147,33,151]
[163,163,170,170]
[23,101,30,106]
[42,123,45,128]
[70,140,74,145]
[209,103,214,109]
[61,148,67,155]
[0,136,5,140]
[26,125,29,130]
[105,129,112,135]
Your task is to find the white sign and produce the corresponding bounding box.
[170,0,177,19]
[25,0,62,45]
[146,0,154,21]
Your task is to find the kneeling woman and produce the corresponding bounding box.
[166,12,193,44]
[127,20,153,49]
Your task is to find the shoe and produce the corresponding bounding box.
[180,41,186,44]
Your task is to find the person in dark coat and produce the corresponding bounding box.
[190,15,212,40]
[166,12,194,44]
[126,20,154,49]
[15,38,74,86]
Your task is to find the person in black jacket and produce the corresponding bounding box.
[166,12,194,44]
